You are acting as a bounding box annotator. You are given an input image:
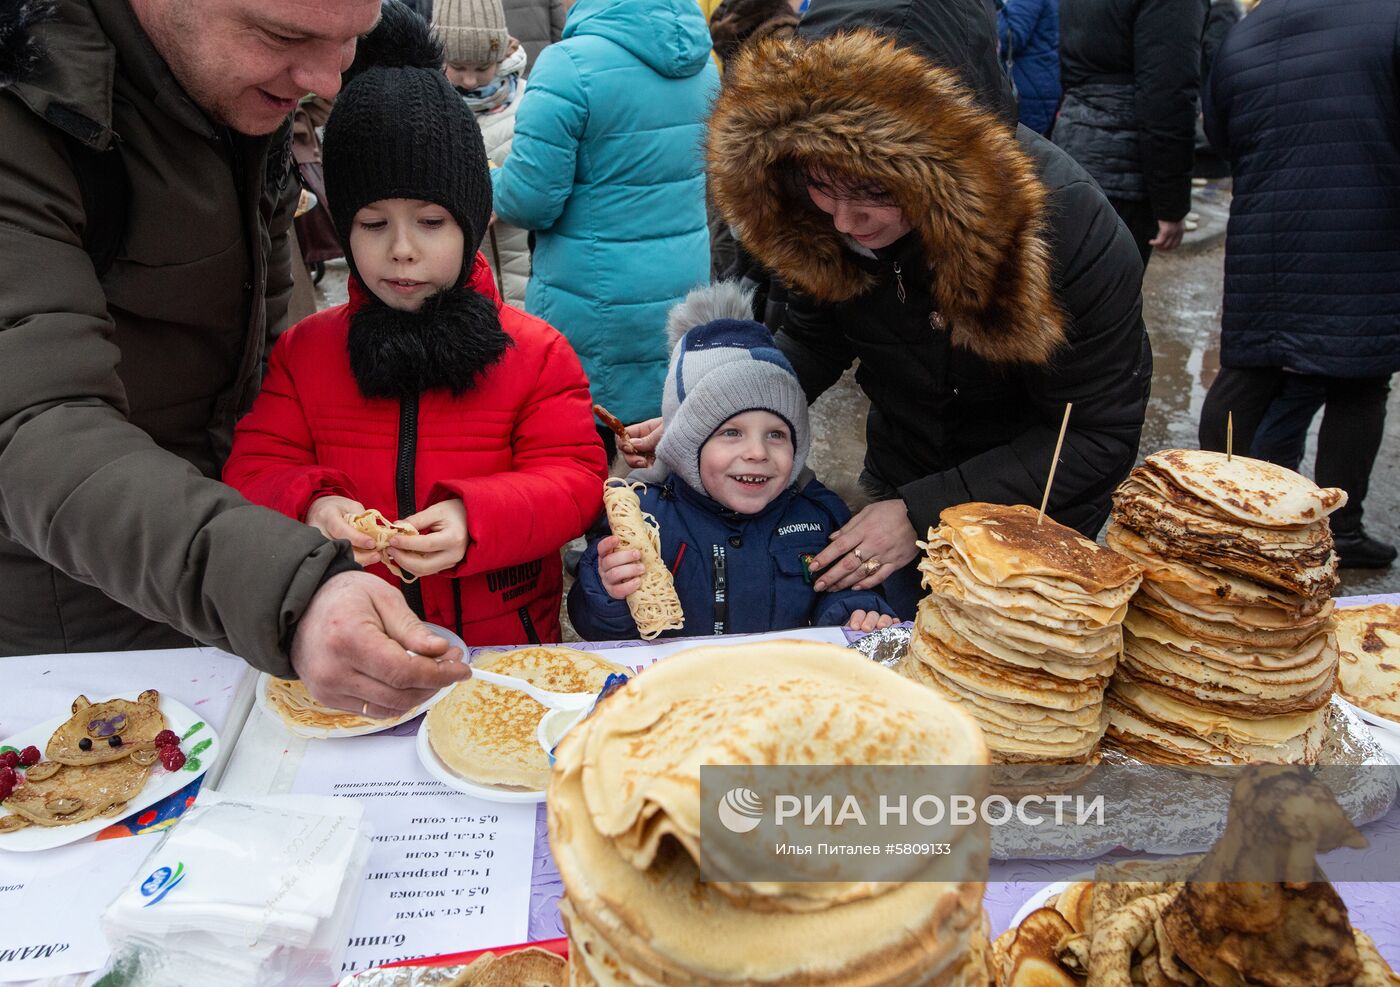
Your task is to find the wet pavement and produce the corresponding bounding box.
[314,177,1398,602]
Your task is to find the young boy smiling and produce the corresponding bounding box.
[225,2,605,646]
[568,285,898,640]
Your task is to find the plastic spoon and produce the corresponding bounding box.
[467,668,597,711]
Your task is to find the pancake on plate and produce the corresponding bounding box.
[265,677,403,732]
[1335,602,1400,721]
[426,647,629,791]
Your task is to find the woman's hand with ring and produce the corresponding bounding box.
[809,500,920,592]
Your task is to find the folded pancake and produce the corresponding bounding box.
[936,503,1143,597]
[426,646,629,791]
[1141,449,1346,528]
[548,641,993,986]
[1112,494,1337,601]
[919,601,1116,681]
[1106,678,1328,765]
[1335,603,1400,720]
[1106,523,1327,619]
[578,642,986,906]
[1134,580,1335,642]
[266,677,393,731]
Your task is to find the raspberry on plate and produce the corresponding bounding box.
[18,746,40,767]
[160,748,186,772]
[0,766,16,799]
[0,751,17,770]
[154,730,180,749]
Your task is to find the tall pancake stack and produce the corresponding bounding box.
[902,503,1143,766]
[548,642,993,987]
[1106,450,1346,764]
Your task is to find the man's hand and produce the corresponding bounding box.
[306,495,379,566]
[596,535,644,600]
[389,499,469,578]
[1149,219,1185,251]
[810,500,920,593]
[291,571,470,718]
[622,417,663,469]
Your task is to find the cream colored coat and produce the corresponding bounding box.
[479,79,531,310]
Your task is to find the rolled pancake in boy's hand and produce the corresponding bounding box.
[602,478,683,639]
[346,509,420,583]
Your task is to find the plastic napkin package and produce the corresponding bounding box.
[97,791,372,987]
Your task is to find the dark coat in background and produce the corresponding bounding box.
[1053,0,1207,221]
[502,0,565,77]
[1199,0,1240,84]
[998,0,1061,135]
[709,2,1151,540]
[1204,0,1400,378]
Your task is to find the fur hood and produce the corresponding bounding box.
[707,28,1067,366]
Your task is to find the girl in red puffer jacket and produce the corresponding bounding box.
[224,4,605,645]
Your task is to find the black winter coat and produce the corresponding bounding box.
[708,0,1151,541]
[1204,0,1400,378]
[779,133,1151,539]
[1053,0,1207,220]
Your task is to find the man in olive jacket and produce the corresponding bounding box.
[0,0,469,716]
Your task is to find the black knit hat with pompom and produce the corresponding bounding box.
[323,0,491,278]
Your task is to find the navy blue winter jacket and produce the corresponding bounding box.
[1204,0,1400,378]
[568,474,897,640]
[999,0,1060,136]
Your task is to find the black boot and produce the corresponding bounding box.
[1333,526,1397,569]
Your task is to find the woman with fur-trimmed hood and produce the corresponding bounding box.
[655,0,1152,616]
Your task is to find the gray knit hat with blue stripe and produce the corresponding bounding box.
[655,283,810,495]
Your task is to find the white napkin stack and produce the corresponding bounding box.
[99,791,372,987]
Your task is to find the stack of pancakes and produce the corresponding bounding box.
[1105,450,1346,764]
[548,641,993,986]
[902,503,1142,765]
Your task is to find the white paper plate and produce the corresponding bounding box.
[1009,870,1094,929]
[0,693,221,852]
[414,717,546,803]
[1338,696,1400,735]
[256,623,468,739]
[1337,697,1400,764]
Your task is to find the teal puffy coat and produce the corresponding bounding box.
[491,0,719,425]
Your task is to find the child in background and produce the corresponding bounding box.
[568,284,900,640]
[224,2,605,645]
[433,0,532,308]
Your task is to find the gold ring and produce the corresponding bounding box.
[862,558,882,576]
[362,702,370,716]
[853,548,864,561]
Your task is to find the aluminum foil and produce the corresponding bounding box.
[849,624,912,667]
[989,697,1398,859]
[851,631,1399,858]
[336,965,471,987]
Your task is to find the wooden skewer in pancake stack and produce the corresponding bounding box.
[1104,449,1346,765]
[901,503,1143,769]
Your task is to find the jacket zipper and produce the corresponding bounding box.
[518,607,541,644]
[711,545,728,635]
[396,393,425,619]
